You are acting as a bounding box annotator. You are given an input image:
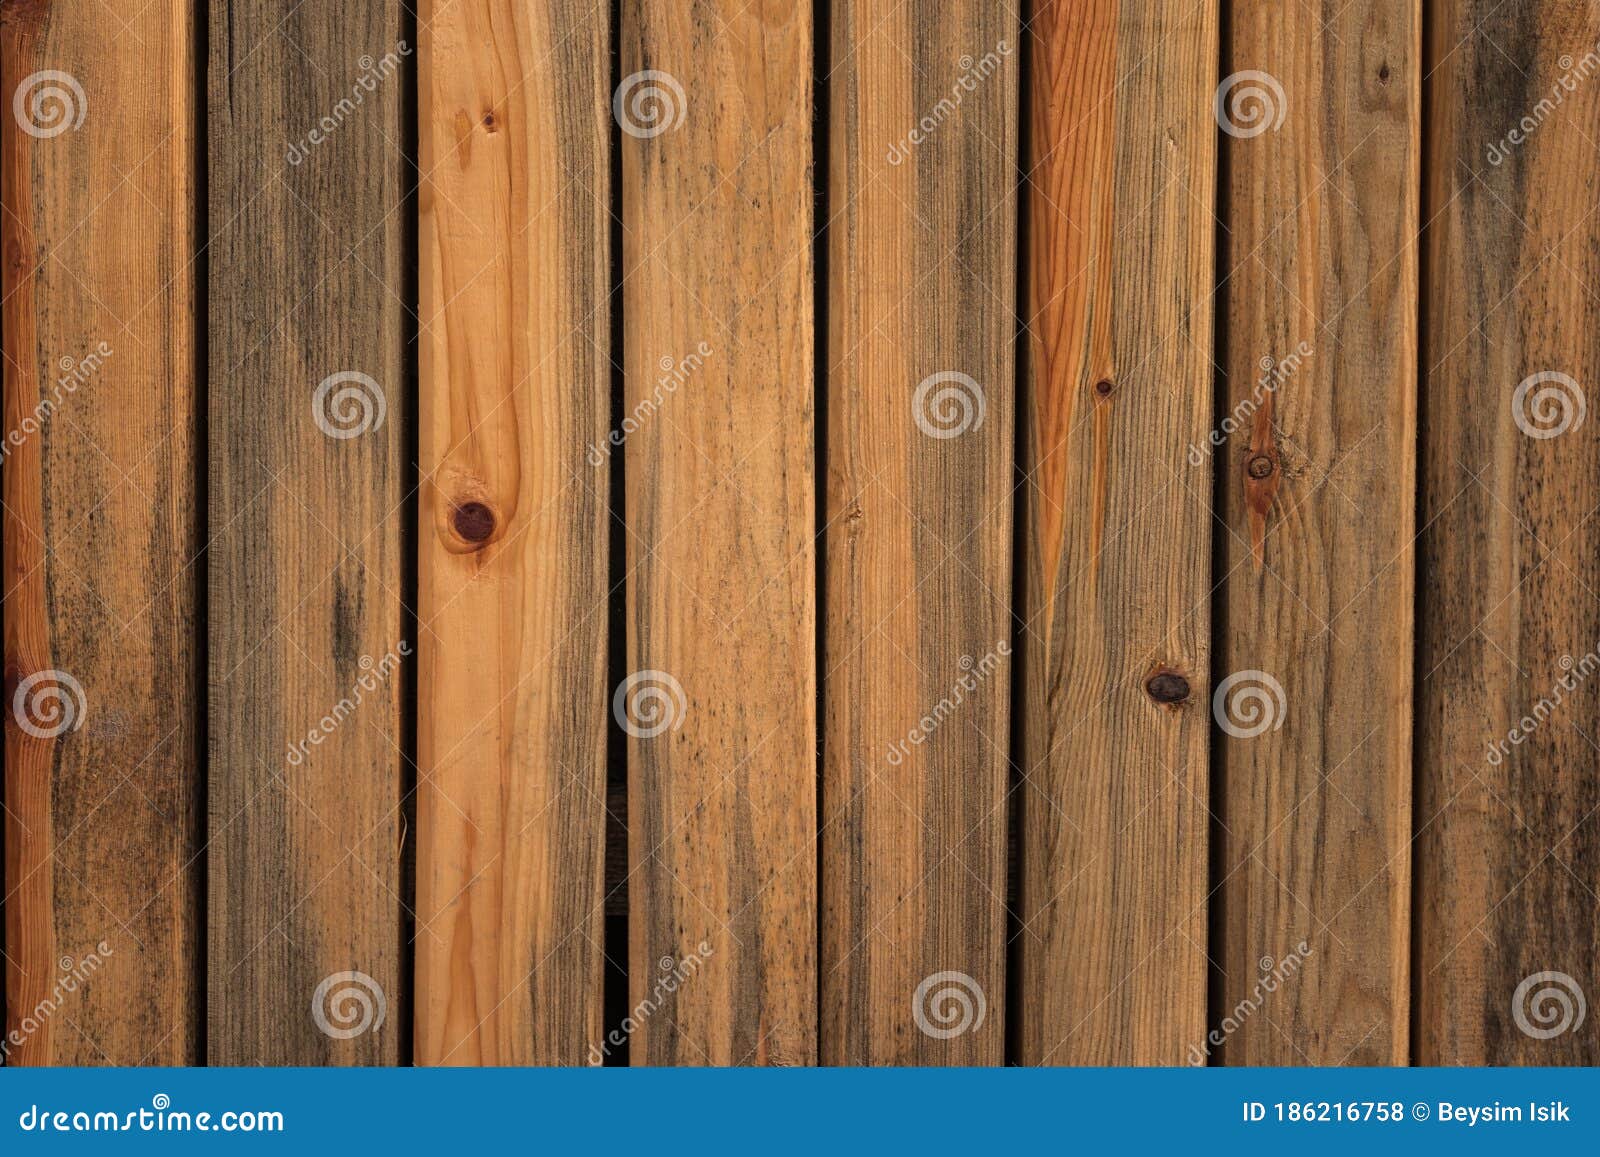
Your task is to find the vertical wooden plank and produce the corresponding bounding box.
[1418,0,1600,1064]
[621,0,815,1065]
[1016,0,1218,1064]
[1216,3,1418,1064]
[208,2,406,1063]
[415,0,610,1065]
[822,2,1018,1065]
[2,0,200,1064]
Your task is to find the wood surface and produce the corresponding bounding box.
[822,0,1019,1065]
[1015,0,1218,1065]
[620,0,817,1066]
[207,0,406,1064]
[1417,0,1600,1065]
[1215,1,1418,1064]
[415,0,610,1065]
[2,0,200,1065]
[4,0,1599,1071]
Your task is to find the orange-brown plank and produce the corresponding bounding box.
[1216,2,1418,1064]
[1016,0,1218,1064]
[415,0,610,1064]
[2,0,200,1064]
[822,1,1019,1064]
[621,0,816,1065]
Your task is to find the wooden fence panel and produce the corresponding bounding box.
[619,0,817,1065]
[6,0,1600,1073]
[1417,0,1600,1065]
[1016,0,1219,1064]
[414,0,611,1066]
[1216,2,1418,1064]
[2,0,200,1066]
[821,1,1019,1065]
[207,1,407,1064]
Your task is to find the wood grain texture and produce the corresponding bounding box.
[1418,0,1600,1065]
[821,0,1018,1065]
[208,0,406,1064]
[621,0,816,1066]
[2,0,200,1065]
[415,0,610,1065]
[1216,2,1418,1065]
[1015,0,1217,1065]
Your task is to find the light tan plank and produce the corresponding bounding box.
[822,0,1019,1065]
[416,0,611,1065]
[621,0,816,1066]
[1215,0,1418,1065]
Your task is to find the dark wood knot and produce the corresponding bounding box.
[1145,670,1191,704]
[452,501,496,544]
